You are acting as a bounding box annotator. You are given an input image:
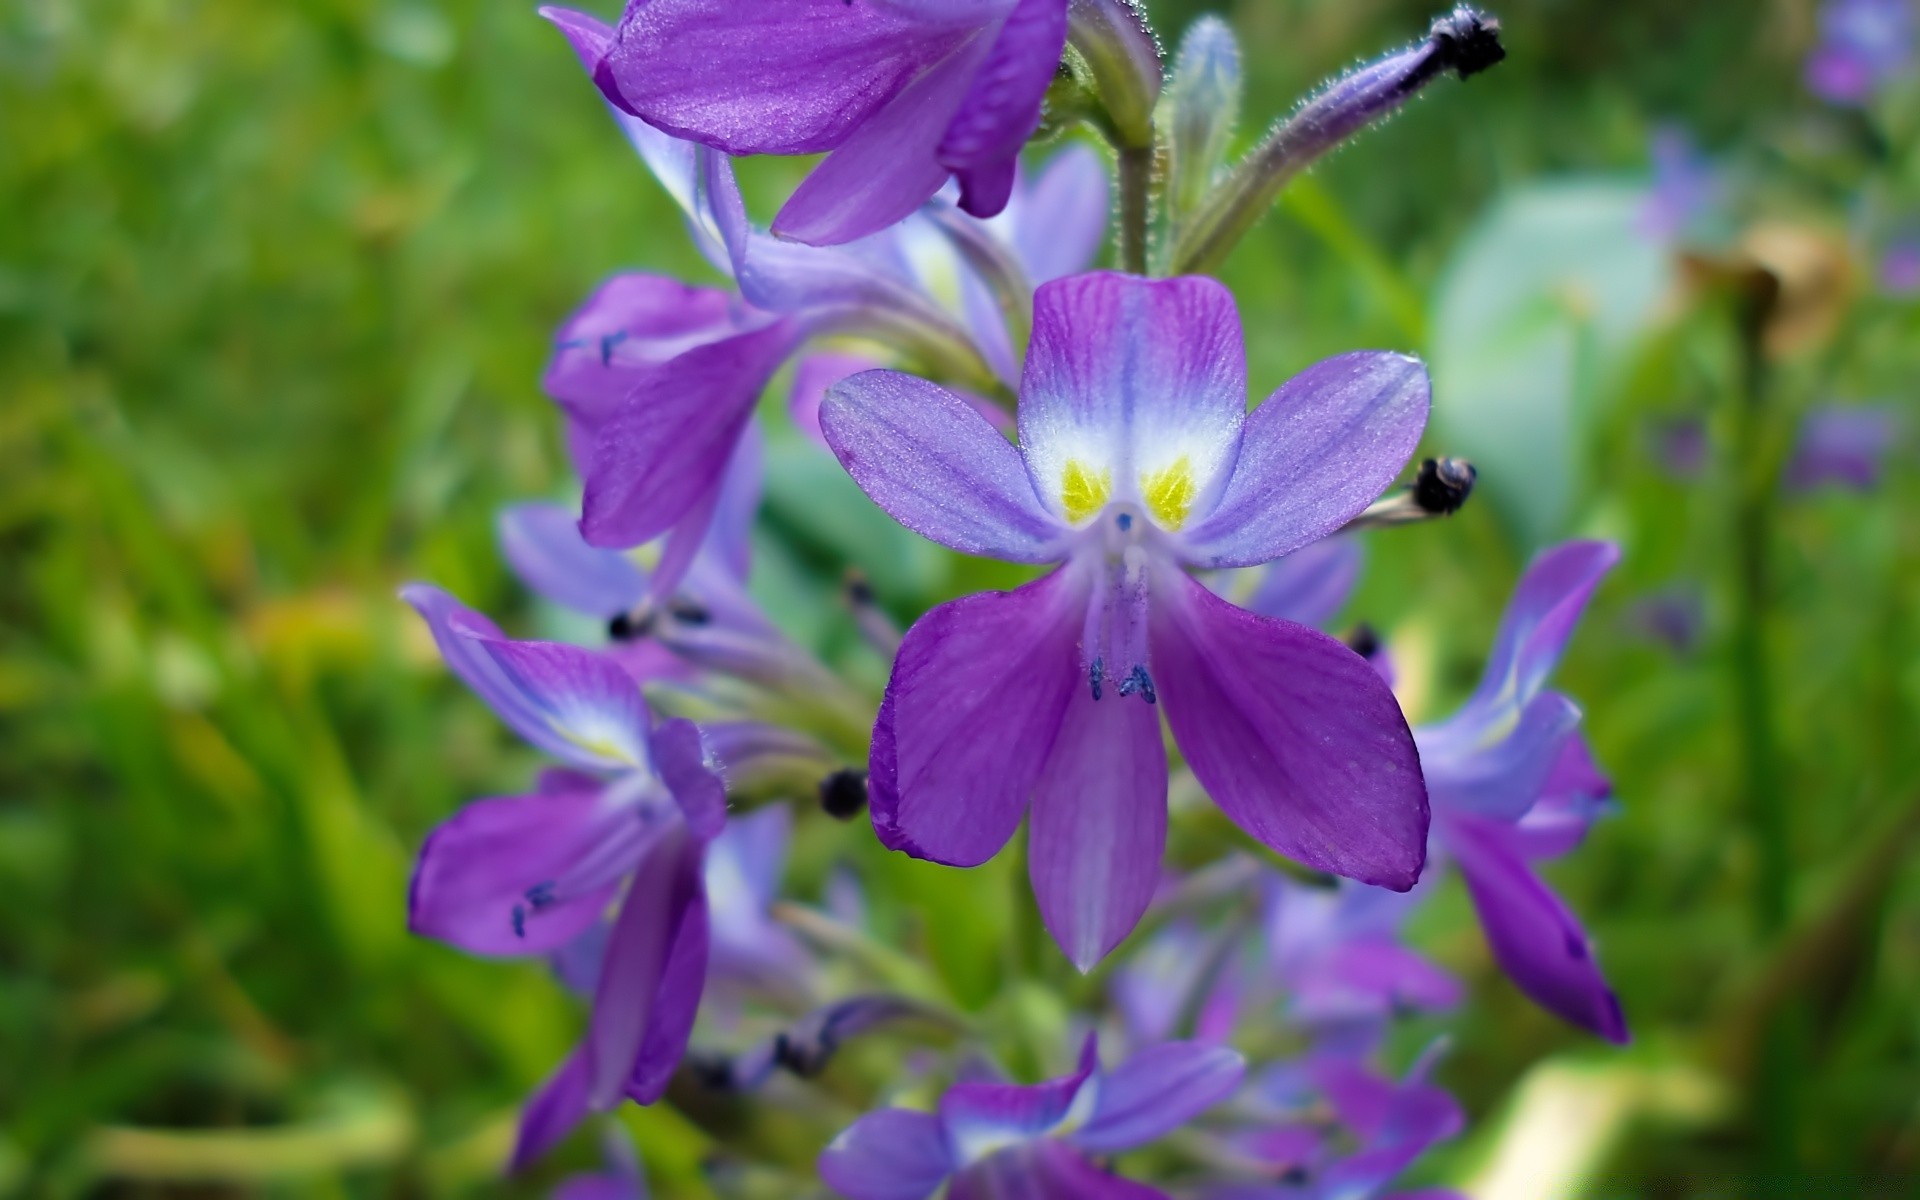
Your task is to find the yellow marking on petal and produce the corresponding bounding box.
[556,723,637,765]
[1141,455,1197,530]
[1060,459,1112,525]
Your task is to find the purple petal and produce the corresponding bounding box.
[1510,734,1613,859]
[951,1142,1169,1200]
[408,786,627,956]
[1450,539,1620,730]
[1071,1043,1245,1153]
[819,1108,956,1200]
[499,503,647,620]
[1441,811,1628,1043]
[649,718,727,841]
[402,586,651,771]
[1311,1056,1463,1194]
[510,1047,591,1172]
[705,418,764,583]
[586,829,706,1107]
[1181,351,1430,568]
[791,351,882,448]
[579,317,802,550]
[1784,405,1899,493]
[1295,939,1463,1021]
[871,568,1085,865]
[1149,569,1428,890]
[1028,687,1167,971]
[1238,537,1363,630]
[1000,144,1109,284]
[772,35,995,246]
[822,368,1065,561]
[1018,273,1247,530]
[553,1177,644,1200]
[604,0,985,156]
[942,1044,1099,1164]
[626,859,711,1103]
[1418,691,1584,823]
[937,0,1068,215]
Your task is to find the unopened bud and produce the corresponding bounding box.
[1162,17,1242,223]
[1065,0,1163,149]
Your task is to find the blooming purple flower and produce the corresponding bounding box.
[1805,0,1913,106]
[1412,540,1628,1042]
[578,0,1070,245]
[823,270,1431,968]
[819,1036,1245,1200]
[1783,405,1902,493]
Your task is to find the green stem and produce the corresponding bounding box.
[1118,142,1152,275]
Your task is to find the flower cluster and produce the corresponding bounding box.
[401,2,1632,1194]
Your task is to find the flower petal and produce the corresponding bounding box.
[822,369,1064,561]
[543,274,747,440]
[498,503,646,620]
[819,1108,955,1200]
[1028,688,1168,971]
[1000,143,1109,284]
[1181,351,1430,567]
[510,1048,591,1172]
[1150,569,1428,890]
[585,829,707,1107]
[604,0,984,156]
[402,585,651,771]
[1442,812,1628,1043]
[626,858,711,1103]
[870,569,1084,865]
[790,352,882,448]
[942,1043,1099,1167]
[936,0,1068,215]
[951,1142,1169,1200]
[1071,1043,1245,1153]
[1418,691,1584,823]
[1237,536,1363,629]
[1018,273,1247,530]
[650,718,728,842]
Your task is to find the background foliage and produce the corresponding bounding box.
[3,0,1916,1194]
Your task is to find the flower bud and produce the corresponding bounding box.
[1162,17,1243,224]
[1066,0,1163,149]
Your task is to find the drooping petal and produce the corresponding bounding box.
[1417,691,1584,823]
[626,861,711,1103]
[604,0,988,156]
[1181,351,1430,567]
[822,369,1065,561]
[819,1108,956,1200]
[1019,273,1248,531]
[1028,687,1168,971]
[510,1048,592,1172]
[1238,537,1363,630]
[1511,734,1613,860]
[999,143,1110,284]
[772,35,996,246]
[870,568,1085,865]
[499,503,647,621]
[1441,812,1628,1043]
[408,786,632,956]
[585,828,706,1107]
[950,1141,1170,1200]
[936,0,1069,217]
[649,718,727,841]
[1447,540,1620,733]
[402,586,651,771]
[1071,1043,1246,1153]
[1150,569,1428,891]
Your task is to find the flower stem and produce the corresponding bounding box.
[1118,142,1152,274]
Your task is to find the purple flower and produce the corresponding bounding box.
[1413,540,1628,1043]
[398,587,730,1164]
[1259,874,1461,1036]
[823,271,1431,968]
[1640,126,1719,242]
[1783,405,1902,493]
[819,1036,1245,1200]
[579,0,1069,245]
[1880,238,1920,294]
[1805,0,1913,106]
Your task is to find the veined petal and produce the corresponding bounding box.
[1237,537,1362,629]
[510,1048,591,1172]
[1150,569,1428,891]
[1182,351,1429,567]
[649,718,727,842]
[1442,812,1628,1043]
[580,317,802,550]
[936,0,1068,216]
[951,1142,1170,1200]
[1418,691,1584,823]
[543,274,747,438]
[1029,687,1168,971]
[498,503,646,621]
[822,369,1065,561]
[1071,1043,1245,1154]
[819,1108,956,1200]
[625,856,710,1103]
[402,586,651,771]
[604,0,988,156]
[871,569,1084,865]
[772,35,994,246]
[1018,273,1247,531]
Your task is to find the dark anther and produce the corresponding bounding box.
[608,610,652,641]
[844,571,877,607]
[511,904,527,939]
[1117,664,1157,705]
[668,598,711,626]
[1412,456,1477,515]
[819,768,870,820]
[1278,1165,1312,1186]
[1345,622,1382,660]
[684,1049,738,1092]
[1089,657,1106,701]
[774,1029,834,1077]
[524,881,557,911]
[1429,6,1504,79]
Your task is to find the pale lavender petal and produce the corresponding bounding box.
[1442,812,1628,1043]
[822,369,1065,561]
[408,786,626,956]
[1295,939,1463,1020]
[1240,537,1362,629]
[1018,273,1247,529]
[604,0,986,156]
[706,418,763,582]
[1071,1043,1245,1153]
[871,569,1084,865]
[499,503,646,620]
[649,718,727,842]
[791,352,882,448]
[1511,735,1613,860]
[510,1048,591,1172]
[951,1143,1169,1200]
[772,35,995,246]
[1028,687,1167,971]
[1002,144,1109,284]
[1447,540,1620,731]
[942,1041,1098,1160]
[1181,352,1429,568]
[1418,691,1584,823]
[1784,406,1899,493]
[1150,569,1428,890]
[937,0,1068,216]
[579,317,801,549]
[586,829,704,1107]
[819,1108,955,1200]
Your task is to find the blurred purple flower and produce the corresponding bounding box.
[1806,0,1913,106]
[553,1128,647,1200]
[1652,415,1709,481]
[1880,238,1920,294]
[1783,405,1902,492]
[1413,540,1628,1042]
[1629,585,1706,655]
[823,271,1432,968]
[819,1036,1245,1200]
[1640,126,1719,241]
[576,0,1069,244]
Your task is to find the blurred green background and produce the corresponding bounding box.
[4,0,1917,1194]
